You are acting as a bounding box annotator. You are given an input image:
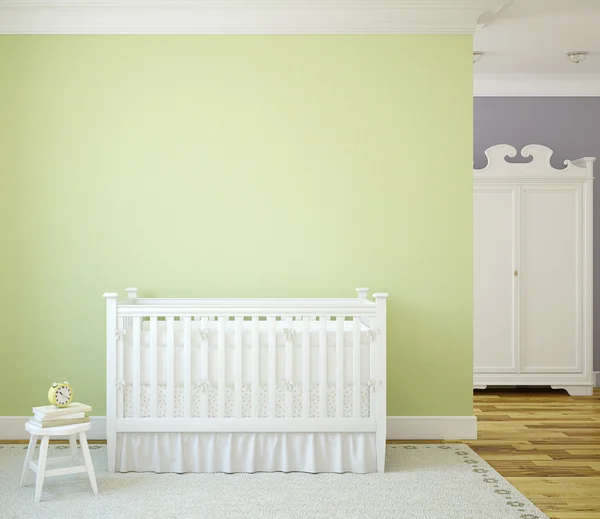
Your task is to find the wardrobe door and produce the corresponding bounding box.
[474,185,518,373]
[520,184,582,373]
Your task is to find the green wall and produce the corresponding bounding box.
[0,35,473,417]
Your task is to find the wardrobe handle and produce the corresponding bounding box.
[514,270,519,277]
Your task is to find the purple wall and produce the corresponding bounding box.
[474,97,600,372]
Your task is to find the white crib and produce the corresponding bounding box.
[103,287,388,474]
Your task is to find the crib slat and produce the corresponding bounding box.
[166,316,175,418]
[284,317,294,419]
[183,316,192,418]
[218,316,226,418]
[149,317,158,418]
[319,316,328,419]
[353,317,361,419]
[200,316,209,419]
[336,316,344,419]
[302,316,310,418]
[234,316,243,418]
[369,317,377,419]
[116,317,124,419]
[268,316,277,418]
[132,317,141,418]
[252,316,260,419]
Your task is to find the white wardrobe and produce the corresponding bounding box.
[474,144,595,396]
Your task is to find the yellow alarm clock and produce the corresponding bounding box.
[48,381,73,408]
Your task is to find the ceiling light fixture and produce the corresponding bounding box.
[473,51,483,63]
[567,51,587,64]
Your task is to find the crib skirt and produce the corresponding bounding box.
[116,431,376,473]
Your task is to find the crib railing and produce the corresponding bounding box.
[104,288,388,473]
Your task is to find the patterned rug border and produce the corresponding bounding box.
[387,444,548,519]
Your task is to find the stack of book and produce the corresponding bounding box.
[29,402,92,428]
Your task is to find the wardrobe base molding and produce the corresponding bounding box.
[474,375,594,396]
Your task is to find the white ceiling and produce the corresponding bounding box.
[0,1,510,34]
[474,0,600,74]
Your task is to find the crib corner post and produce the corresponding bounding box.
[373,292,388,473]
[125,287,138,302]
[356,287,369,301]
[103,292,118,473]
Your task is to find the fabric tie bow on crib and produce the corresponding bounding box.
[197,329,211,341]
[195,380,212,392]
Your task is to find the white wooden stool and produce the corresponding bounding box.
[20,421,98,502]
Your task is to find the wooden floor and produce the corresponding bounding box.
[2,387,598,517]
[390,387,600,519]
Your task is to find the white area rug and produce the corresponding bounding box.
[0,443,548,519]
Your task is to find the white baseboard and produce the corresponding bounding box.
[0,417,107,441]
[386,416,477,440]
[1,416,477,441]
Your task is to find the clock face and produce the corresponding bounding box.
[54,384,72,406]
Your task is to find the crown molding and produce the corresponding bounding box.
[0,1,510,34]
[474,74,600,97]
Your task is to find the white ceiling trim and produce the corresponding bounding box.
[474,74,600,97]
[0,0,510,34]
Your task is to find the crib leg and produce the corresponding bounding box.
[107,428,116,473]
[376,429,385,473]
